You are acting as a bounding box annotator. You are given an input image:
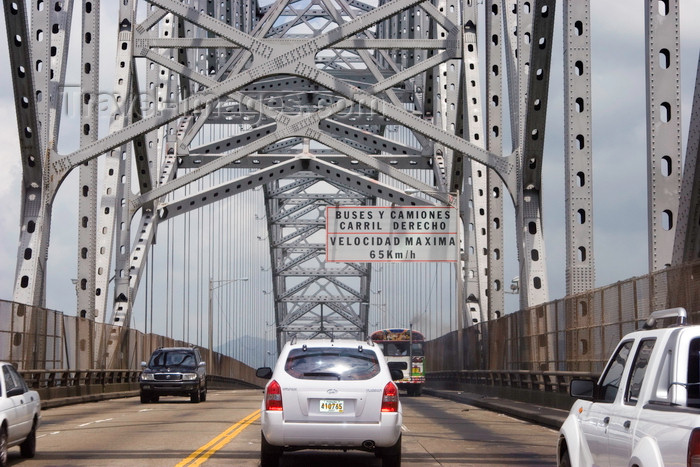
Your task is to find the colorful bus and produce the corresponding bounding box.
[370,328,425,396]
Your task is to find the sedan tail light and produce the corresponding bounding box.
[381,381,399,412]
[689,428,700,467]
[265,380,283,411]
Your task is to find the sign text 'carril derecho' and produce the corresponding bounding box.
[325,206,458,262]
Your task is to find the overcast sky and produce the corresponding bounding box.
[0,2,699,318]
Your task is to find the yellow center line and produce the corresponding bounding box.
[176,409,261,467]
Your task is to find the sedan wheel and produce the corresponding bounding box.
[20,421,37,458]
[0,426,8,467]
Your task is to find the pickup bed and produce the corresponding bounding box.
[558,307,700,467]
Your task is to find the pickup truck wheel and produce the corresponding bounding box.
[0,426,7,467]
[558,445,571,467]
[191,390,201,403]
[20,420,37,458]
[200,386,207,402]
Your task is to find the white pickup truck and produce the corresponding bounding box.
[558,307,700,467]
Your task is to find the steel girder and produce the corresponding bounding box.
[513,0,556,309]
[674,56,700,265]
[76,0,100,324]
[484,0,504,321]
[645,0,683,274]
[563,2,595,295]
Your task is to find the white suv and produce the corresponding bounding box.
[256,339,403,467]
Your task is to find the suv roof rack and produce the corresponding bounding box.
[642,307,688,329]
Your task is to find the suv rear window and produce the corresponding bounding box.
[284,347,380,381]
[149,349,197,368]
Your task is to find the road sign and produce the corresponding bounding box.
[325,206,459,262]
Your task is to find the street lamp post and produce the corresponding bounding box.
[208,277,249,368]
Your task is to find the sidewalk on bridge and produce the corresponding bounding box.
[423,388,568,430]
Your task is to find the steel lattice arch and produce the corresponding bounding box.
[2,0,699,368]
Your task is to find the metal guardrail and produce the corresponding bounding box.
[21,369,141,388]
[18,369,263,409]
[428,370,598,393]
[19,369,142,408]
[426,370,600,411]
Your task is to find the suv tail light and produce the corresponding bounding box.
[689,428,700,466]
[265,380,283,411]
[381,382,399,412]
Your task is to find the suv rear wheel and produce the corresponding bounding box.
[261,431,282,467]
[381,434,401,467]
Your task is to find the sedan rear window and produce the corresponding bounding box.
[284,347,380,381]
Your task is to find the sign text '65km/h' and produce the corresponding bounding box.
[325,206,459,262]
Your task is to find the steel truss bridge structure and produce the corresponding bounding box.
[3,0,700,368]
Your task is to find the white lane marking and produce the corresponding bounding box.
[78,417,113,427]
[401,424,409,431]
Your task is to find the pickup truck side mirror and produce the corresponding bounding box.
[256,367,273,379]
[569,379,595,400]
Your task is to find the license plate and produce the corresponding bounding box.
[320,399,344,413]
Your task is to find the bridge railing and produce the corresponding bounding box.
[426,370,599,411]
[19,369,263,409]
[0,299,265,390]
[426,259,700,374]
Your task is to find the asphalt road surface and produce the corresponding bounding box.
[7,389,558,466]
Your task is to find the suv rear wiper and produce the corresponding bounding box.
[303,372,341,380]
